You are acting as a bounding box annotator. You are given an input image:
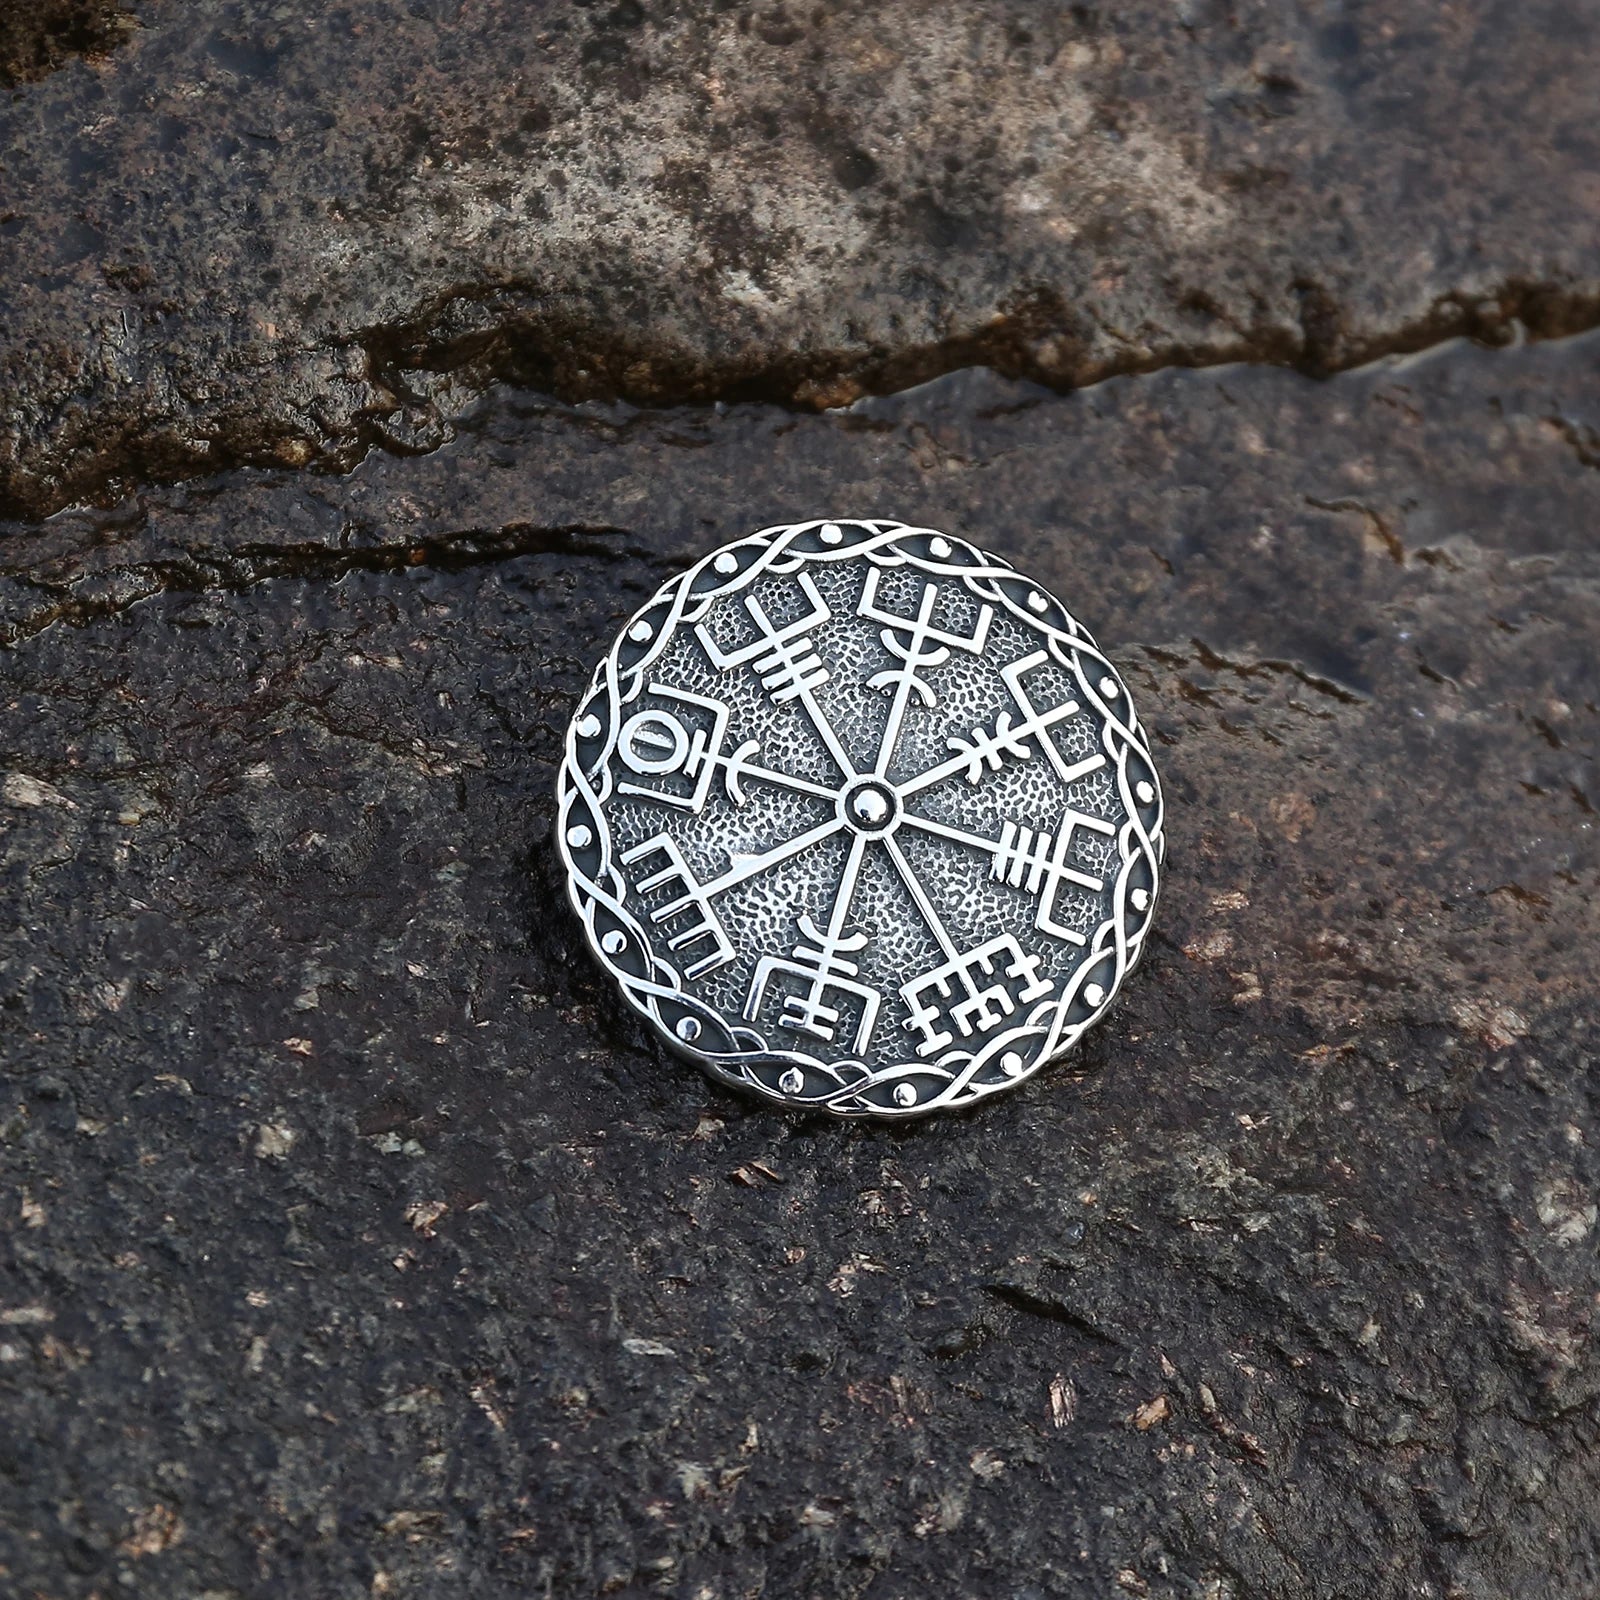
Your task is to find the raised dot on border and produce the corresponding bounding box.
[1083,982,1106,1007]
[576,714,602,739]
[1131,887,1150,911]
[714,551,739,574]
[928,535,951,558]
[819,522,844,544]
[601,930,627,955]
[628,619,654,643]
[565,824,592,849]
[893,1083,918,1107]
[675,1016,701,1042]
[1000,1051,1025,1078]
[778,1067,804,1095]
[1136,780,1156,804]
[1099,676,1119,697]
[1027,591,1049,613]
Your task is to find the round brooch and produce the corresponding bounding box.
[557,519,1164,1118]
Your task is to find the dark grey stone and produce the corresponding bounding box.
[3,0,1600,515]
[2,329,1599,1598]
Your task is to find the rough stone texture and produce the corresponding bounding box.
[2,330,1599,1598]
[3,0,1600,516]
[5,0,1600,1591]
[0,2,140,87]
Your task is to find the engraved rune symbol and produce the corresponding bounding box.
[992,811,1118,943]
[902,649,1108,798]
[858,568,992,734]
[617,682,836,811]
[620,834,736,978]
[745,915,881,1051]
[901,807,1118,947]
[900,933,1053,1058]
[616,685,732,812]
[694,569,857,780]
[695,571,832,703]
[745,831,879,1049]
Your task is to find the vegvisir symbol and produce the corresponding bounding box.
[557,520,1164,1118]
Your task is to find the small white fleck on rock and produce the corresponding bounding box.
[2,772,77,810]
[1535,1179,1597,1245]
[405,1199,448,1238]
[0,1305,52,1326]
[255,1123,296,1160]
[1049,1375,1077,1428]
[1131,1393,1171,1430]
[622,1336,676,1358]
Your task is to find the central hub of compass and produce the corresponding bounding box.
[838,776,902,837]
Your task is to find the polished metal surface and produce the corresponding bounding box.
[557,519,1164,1117]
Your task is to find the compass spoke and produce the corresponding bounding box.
[880,831,962,961]
[899,806,1116,947]
[701,815,847,898]
[728,757,842,805]
[792,683,859,785]
[899,648,1107,799]
[870,577,940,778]
[859,566,992,779]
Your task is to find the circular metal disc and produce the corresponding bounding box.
[557,519,1164,1118]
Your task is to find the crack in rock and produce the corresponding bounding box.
[2,0,1599,517]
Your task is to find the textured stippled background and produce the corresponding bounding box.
[1,3,1598,1598]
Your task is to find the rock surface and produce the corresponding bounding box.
[2,330,1600,1597]
[3,0,1600,516]
[5,0,1600,1594]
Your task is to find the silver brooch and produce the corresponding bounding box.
[557,519,1164,1118]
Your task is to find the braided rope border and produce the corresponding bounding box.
[556,519,1165,1117]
